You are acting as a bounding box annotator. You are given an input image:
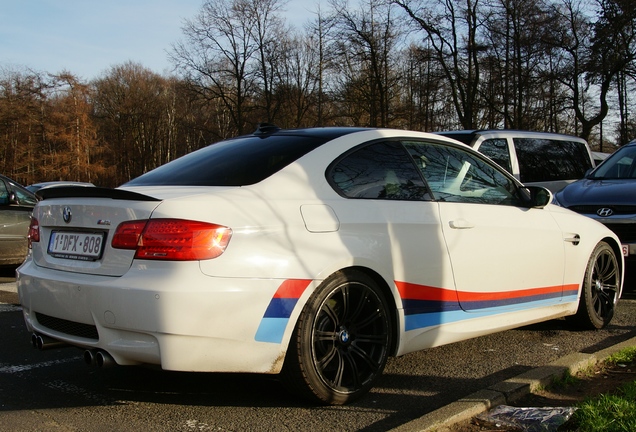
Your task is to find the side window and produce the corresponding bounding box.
[477,139,512,173]
[14,188,37,206]
[514,138,593,183]
[403,140,523,206]
[329,141,431,201]
[0,180,8,206]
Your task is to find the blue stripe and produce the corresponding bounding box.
[404,295,579,331]
[255,317,289,343]
[457,291,565,311]
[402,299,463,315]
[263,298,299,318]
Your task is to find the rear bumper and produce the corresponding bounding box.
[17,259,305,374]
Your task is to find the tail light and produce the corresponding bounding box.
[112,219,232,261]
[28,217,40,248]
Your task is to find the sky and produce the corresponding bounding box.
[1,0,315,81]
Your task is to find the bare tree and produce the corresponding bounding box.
[483,0,556,129]
[549,0,636,141]
[394,0,484,129]
[274,30,323,127]
[245,0,289,123]
[171,0,260,135]
[303,4,338,126]
[329,0,404,127]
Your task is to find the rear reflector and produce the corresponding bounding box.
[112,219,232,260]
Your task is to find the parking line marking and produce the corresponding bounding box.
[0,357,78,374]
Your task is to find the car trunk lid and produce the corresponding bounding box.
[30,187,162,277]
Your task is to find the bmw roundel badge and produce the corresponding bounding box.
[63,206,72,223]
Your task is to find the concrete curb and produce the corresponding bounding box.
[390,335,636,432]
[0,282,17,293]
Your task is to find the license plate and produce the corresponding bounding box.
[622,244,629,257]
[48,231,105,261]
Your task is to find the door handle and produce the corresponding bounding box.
[449,219,475,229]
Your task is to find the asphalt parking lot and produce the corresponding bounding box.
[1,266,635,431]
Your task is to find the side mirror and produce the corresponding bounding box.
[522,186,552,209]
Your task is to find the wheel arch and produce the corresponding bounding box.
[602,235,625,296]
[337,265,402,357]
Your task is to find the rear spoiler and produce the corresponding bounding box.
[36,186,160,202]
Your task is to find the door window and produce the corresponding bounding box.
[403,141,523,206]
[329,141,431,201]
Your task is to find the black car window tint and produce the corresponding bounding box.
[404,141,523,206]
[329,141,431,201]
[478,139,512,173]
[125,135,328,187]
[437,133,475,145]
[513,138,592,183]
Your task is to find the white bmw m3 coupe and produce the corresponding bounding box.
[17,126,623,404]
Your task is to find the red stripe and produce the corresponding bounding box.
[456,285,574,301]
[396,281,579,301]
[395,281,457,301]
[273,279,312,299]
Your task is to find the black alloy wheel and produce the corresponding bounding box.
[572,241,620,329]
[282,270,391,405]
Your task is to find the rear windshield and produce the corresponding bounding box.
[124,135,329,187]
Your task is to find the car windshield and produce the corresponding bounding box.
[589,145,636,180]
[124,134,330,187]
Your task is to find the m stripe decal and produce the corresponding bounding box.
[255,279,311,343]
[396,281,579,331]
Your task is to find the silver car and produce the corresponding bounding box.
[0,175,37,266]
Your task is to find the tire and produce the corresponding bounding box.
[571,241,620,329]
[281,270,392,405]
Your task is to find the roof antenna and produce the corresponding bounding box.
[254,123,280,135]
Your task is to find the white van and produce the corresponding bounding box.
[436,130,595,193]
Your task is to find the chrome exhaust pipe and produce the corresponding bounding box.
[31,333,68,350]
[95,350,116,368]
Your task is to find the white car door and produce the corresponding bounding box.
[404,140,567,313]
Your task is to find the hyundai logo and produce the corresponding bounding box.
[597,208,614,217]
[62,207,72,223]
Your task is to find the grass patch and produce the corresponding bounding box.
[566,381,636,431]
[549,370,579,390]
[563,347,636,432]
[606,346,636,366]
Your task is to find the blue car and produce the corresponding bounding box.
[555,140,636,262]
